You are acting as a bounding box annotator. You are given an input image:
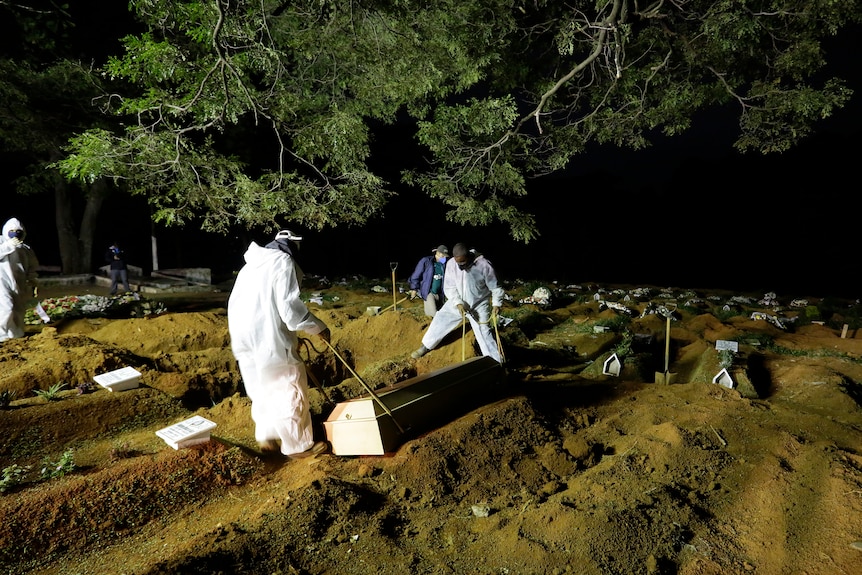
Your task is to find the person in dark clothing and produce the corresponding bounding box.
[408,244,449,317]
[105,241,131,295]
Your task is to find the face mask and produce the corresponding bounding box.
[8,230,23,239]
[438,256,447,264]
[265,239,299,256]
[458,260,473,271]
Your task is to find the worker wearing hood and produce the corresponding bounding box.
[0,217,39,342]
[411,242,504,363]
[227,230,330,457]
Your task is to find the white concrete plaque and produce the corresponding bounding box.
[94,366,142,392]
[156,416,217,450]
[715,340,739,353]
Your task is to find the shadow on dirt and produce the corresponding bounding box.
[839,375,862,408]
[746,352,775,398]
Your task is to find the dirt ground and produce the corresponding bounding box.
[1,277,862,575]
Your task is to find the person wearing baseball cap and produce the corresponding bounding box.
[411,242,505,363]
[407,244,449,317]
[227,228,330,458]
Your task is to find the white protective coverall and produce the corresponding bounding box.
[227,242,328,455]
[0,218,39,342]
[420,253,505,363]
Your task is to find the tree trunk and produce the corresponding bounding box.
[53,174,108,274]
[79,178,107,273]
[54,176,82,274]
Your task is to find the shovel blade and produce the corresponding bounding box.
[654,371,677,385]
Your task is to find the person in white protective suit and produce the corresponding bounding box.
[411,242,505,363]
[227,230,331,457]
[0,217,39,342]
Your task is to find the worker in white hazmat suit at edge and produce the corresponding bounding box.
[0,217,39,343]
[411,242,504,363]
[227,230,331,458]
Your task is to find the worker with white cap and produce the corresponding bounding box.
[0,217,39,342]
[227,229,330,457]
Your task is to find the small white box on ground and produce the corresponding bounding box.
[94,366,142,392]
[156,415,217,450]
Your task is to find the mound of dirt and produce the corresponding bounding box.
[2,280,862,575]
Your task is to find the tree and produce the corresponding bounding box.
[56,0,862,242]
[0,1,135,273]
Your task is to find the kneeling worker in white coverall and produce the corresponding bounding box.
[0,217,39,342]
[411,242,504,363]
[227,230,330,457]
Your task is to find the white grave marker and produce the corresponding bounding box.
[602,353,622,377]
[715,340,739,353]
[156,416,217,450]
[712,368,735,389]
[34,303,51,323]
[93,366,142,392]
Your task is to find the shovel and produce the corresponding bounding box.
[379,296,408,314]
[492,307,506,365]
[654,307,677,385]
[366,296,409,316]
[457,305,469,361]
[389,261,399,311]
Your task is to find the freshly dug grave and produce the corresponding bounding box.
[1,280,861,575]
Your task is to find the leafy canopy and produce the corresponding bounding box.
[56,0,861,240]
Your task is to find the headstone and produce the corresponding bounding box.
[602,353,622,376]
[712,368,734,389]
[93,366,142,392]
[715,340,739,353]
[156,416,217,450]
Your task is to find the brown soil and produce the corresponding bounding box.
[2,279,862,575]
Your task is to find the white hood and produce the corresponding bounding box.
[2,218,25,243]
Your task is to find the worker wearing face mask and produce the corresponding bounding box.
[0,217,39,342]
[104,241,132,295]
[411,242,504,363]
[227,229,331,458]
[407,244,449,317]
